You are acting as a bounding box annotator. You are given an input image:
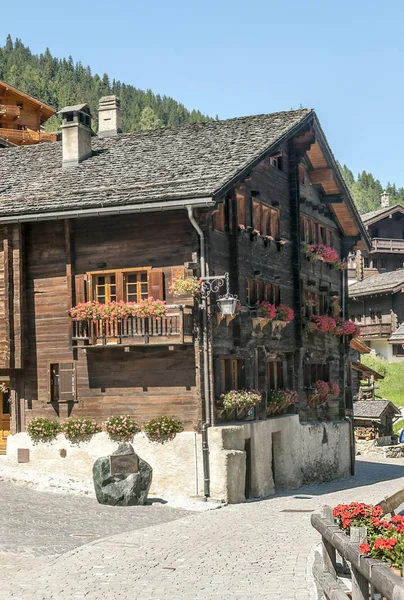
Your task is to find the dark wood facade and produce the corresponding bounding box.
[348,205,404,360]
[0,109,369,438]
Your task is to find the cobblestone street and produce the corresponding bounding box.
[2,456,404,599]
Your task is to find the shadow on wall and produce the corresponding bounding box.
[86,348,196,390]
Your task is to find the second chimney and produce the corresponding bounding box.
[59,104,92,168]
[98,95,122,138]
[381,190,390,208]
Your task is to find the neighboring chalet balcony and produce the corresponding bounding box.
[0,104,21,120]
[0,128,57,144]
[71,305,194,348]
[371,238,404,253]
[357,315,394,340]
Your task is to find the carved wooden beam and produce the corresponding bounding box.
[321,195,343,204]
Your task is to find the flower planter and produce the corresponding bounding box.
[272,320,288,330]
[251,317,270,329]
[216,404,256,422]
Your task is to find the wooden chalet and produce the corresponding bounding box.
[0,99,369,467]
[353,399,400,437]
[349,200,404,361]
[0,79,57,146]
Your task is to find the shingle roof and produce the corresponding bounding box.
[348,269,404,297]
[0,109,312,219]
[354,400,400,419]
[361,204,404,223]
[389,322,404,342]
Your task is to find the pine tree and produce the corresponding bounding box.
[138,106,162,130]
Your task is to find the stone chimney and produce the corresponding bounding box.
[381,190,390,208]
[98,95,122,138]
[59,104,92,168]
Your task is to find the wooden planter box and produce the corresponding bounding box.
[215,404,256,422]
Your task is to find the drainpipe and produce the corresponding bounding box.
[342,264,355,476]
[187,206,211,499]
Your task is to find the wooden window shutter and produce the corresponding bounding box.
[274,284,280,305]
[213,204,225,232]
[252,201,261,231]
[148,269,164,300]
[264,283,272,303]
[237,193,247,227]
[75,274,87,305]
[59,363,75,402]
[256,281,264,302]
[271,210,280,240]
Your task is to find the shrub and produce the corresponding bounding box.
[144,416,183,443]
[61,417,101,439]
[313,380,340,402]
[220,389,262,409]
[276,304,294,322]
[104,415,141,439]
[267,389,298,415]
[69,298,167,321]
[171,276,201,297]
[27,417,60,440]
[256,301,276,319]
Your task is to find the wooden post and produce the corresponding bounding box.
[350,526,369,600]
[321,506,337,580]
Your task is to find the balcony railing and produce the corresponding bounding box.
[356,315,393,339]
[71,305,194,347]
[371,237,404,252]
[0,128,57,144]
[0,104,21,120]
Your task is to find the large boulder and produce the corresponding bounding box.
[93,442,152,506]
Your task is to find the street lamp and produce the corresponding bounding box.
[199,272,238,315]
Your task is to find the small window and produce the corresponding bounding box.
[304,363,329,387]
[124,271,148,302]
[247,279,280,306]
[393,344,404,356]
[268,361,283,390]
[219,358,245,393]
[50,363,75,402]
[269,154,282,170]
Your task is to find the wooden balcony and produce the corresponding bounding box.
[357,317,393,340]
[71,306,194,347]
[0,104,21,120]
[371,238,404,253]
[0,128,57,145]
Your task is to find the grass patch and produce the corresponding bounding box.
[362,355,404,406]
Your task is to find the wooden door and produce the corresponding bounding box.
[0,391,10,454]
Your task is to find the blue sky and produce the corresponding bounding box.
[2,0,404,186]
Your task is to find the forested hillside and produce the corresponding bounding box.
[1,36,402,215]
[0,35,210,132]
[339,164,404,214]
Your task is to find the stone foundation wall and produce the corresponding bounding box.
[6,417,351,503]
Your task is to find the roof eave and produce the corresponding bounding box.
[311,115,371,249]
[0,196,216,224]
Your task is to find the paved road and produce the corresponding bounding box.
[3,456,404,599]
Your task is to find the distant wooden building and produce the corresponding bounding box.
[354,399,400,437]
[349,202,404,361]
[0,79,56,146]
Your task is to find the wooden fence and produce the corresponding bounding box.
[311,498,404,600]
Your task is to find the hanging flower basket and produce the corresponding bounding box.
[217,297,238,316]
